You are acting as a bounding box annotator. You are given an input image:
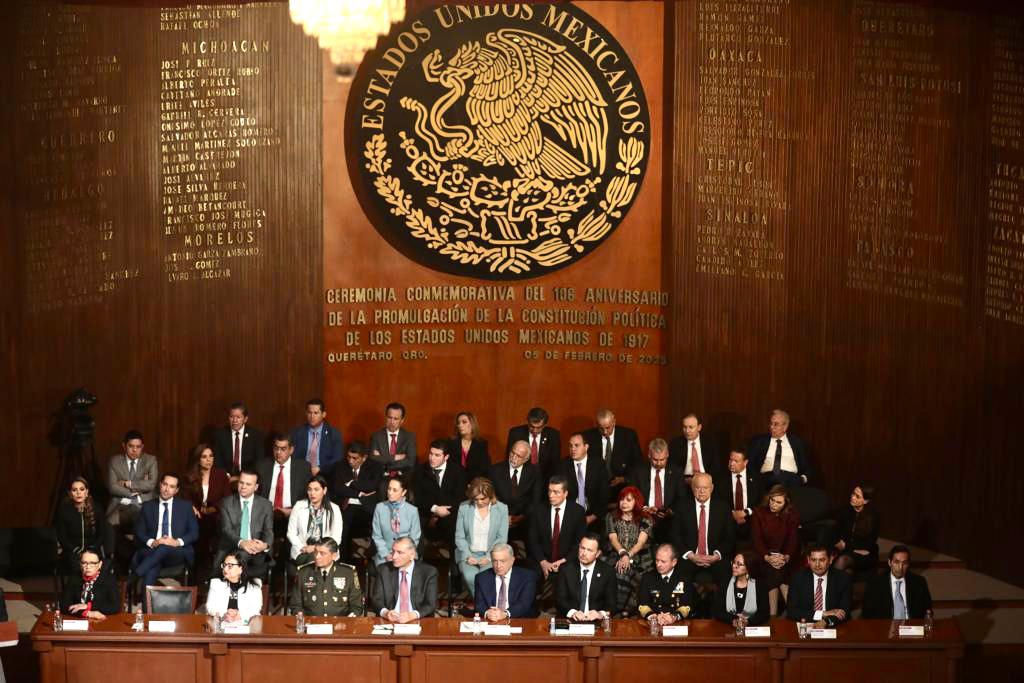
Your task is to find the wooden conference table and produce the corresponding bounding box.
[31,615,963,683]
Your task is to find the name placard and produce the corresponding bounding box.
[661,625,689,637]
[61,620,89,632]
[483,624,512,636]
[147,621,176,633]
[393,623,422,635]
[567,623,596,635]
[305,623,334,635]
[745,626,771,637]
[899,625,925,637]
[222,622,251,634]
[810,628,837,639]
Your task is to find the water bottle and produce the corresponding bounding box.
[473,613,482,633]
[48,604,63,631]
[295,611,305,634]
[648,616,660,636]
[212,612,222,634]
[602,614,611,634]
[734,614,746,637]
[134,607,144,631]
[924,609,933,635]
[549,616,556,634]
[798,618,808,639]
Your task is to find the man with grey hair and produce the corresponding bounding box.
[583,409,642,491]
[370,536,438,622]
[747,409,812,487]
[474,542,537,620]
[629,438,681,544]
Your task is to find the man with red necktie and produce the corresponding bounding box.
[670,473,734,586]
[668,413,724,483]
[628,438,681,544]
[786,545,851,627]
[715,448,762,542]
[213,402,266,483]
[258,435,312,541]
[370,402,417,475]
[505,407,563,483]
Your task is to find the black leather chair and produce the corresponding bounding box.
[146,585,197,614]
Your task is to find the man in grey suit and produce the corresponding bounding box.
[106,430,159,526]
[371,537,438,622]
[216,469,274,577]
[370,402,417,474]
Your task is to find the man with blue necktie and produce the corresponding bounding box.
[132,473,199,599]
[560,433,609,531]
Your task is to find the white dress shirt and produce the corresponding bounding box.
[429,464,447,513]
[237,494,256,544]
[812,572,829,621]
[267,458,294,508]
[760,434,797,474]
[647,467,666,507]
[146,498,185,547]
[381,561,420,618]
[682,499,721,559]
[566,561,605,618]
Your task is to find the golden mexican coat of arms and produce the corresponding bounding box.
[348,3,650,280]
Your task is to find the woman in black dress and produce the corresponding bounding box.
[713,549,770,626]
[60,548,119,620]
[53,477,109,574]
[833,483,880,575]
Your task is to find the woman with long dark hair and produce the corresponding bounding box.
[287,475,343,565]
[54,478,110,574]
[833,483,880,574]
[183,443,231,572]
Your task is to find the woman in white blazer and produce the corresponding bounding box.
[287,474,344,564]
[454,477,509,597]
[206,551,262,622]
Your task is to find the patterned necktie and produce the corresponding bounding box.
[399,570,411,613]
[576,462,586,508]
[893,580,907,619]
[530,437,539,465]
[161,502,170,537]
[498,575,508,611]
[735,474,744,510]
[579,568,589,612]
[391,509,401,534]
[309,431,320,469]
[697,504,708,556]
[814,577,824,612]
[240,500,251,541]
[274,464,285,509]
[233,431,241,473]
[773,439,783,476]
[654,469,663,508]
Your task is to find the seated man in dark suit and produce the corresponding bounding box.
[668,414,724,484]
[628,438,681,544]
[331,441,383,560]
[556,533,617,620]
[862,544,933,619]
[670,473,734,585]
[131,472,199,596]
[787,544,852,627]
[583,409,643,493]
[370,402,417,475]
[527,476,587,582]
[506,407,562,483]
[213,402,265,482]
[474,542,537,620]
[715,448,763,542]
[413,439,467,544]
[747,409,812,488]
[215,469,274,577]
[561,433,610,529]
[637,543,696,624]
[370,536,438,622]
[258,435,313,533]
[490,440,543,542]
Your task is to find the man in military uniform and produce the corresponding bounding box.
[289,538,364,616]
[637,544,696,624]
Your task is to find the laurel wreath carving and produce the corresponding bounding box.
[364,133,644,274]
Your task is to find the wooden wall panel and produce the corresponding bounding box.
[0,2,322,527]
[670,0,1023,586]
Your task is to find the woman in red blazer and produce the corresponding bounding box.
[184,443,232,575]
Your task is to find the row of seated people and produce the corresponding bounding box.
[56,432,882,621]
[60,534,931,631]
[79,399,814,573]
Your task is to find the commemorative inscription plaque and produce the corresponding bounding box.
[347,3,651,280]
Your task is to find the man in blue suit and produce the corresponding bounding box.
[132,473,199,597]
[474,542,537,620]
[291,398,344,477]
